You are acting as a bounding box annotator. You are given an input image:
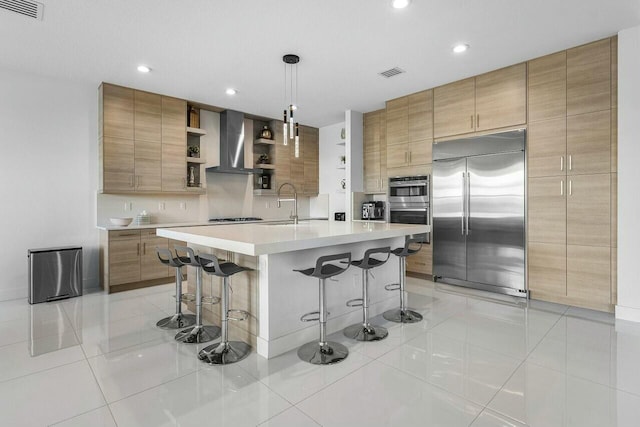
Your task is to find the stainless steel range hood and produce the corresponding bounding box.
[206,110,260,175]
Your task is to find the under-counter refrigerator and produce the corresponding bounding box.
[432,129,526,297]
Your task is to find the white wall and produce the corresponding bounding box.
[0,68,99,300]
[319,122,346,217]
[616,25,640,322]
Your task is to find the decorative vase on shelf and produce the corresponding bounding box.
[340,178,346,190]
[260,125,273,140]
[340,128,346,140]
[188,166,196,187]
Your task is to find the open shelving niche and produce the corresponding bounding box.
[185,106,207,194]
[252,119,276,195]
[336,128,347,193]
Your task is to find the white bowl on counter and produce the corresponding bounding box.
[110,217,133,226]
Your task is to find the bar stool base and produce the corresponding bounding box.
[156,313,197,330]
[175,325,221,344]
[382,308,423,324]
[198,341,251,365]
[298,341,348,365]
[343,324,388,341]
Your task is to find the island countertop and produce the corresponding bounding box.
[156,220,430,256]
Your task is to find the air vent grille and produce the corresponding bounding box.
[379,67,405,78]
[0,0,43,20]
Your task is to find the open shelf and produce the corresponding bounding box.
[187,127,207,137]
[186,156,206,164]
[255,138,276,145]
[337,141,345,146]
[256,163,275,170]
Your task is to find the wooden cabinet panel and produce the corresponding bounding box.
[528,242,566,298]
[475,63,527,131]
[567,244,611,308]
[134,91,162,142]
[386,144,408,169]
[386,97,408,146]
[567,173,610,247]
[611,108,617,173]
[103,84,134,139]
[567,39,611,116]
[528,176,566,245]
[611,247,617,304]
[162,144,186,191]
[364,111,380,151]
[528,52,567,122]
[364,109,387,193]
[109,236,140,286]
[611,173,617,248]
[611,36,618,109]
[408,140,431,166]
[434,78,475,139]
[364,149,381,192]
[567,110,610,175]
[135,140,162,191]
[406,244,432,275]
[408,90,433,142]
[140,232,168,280]
[379,110,388,192]
[303,127,319,195]
[161,96,187,146]
[289,132,304,195]
[528,118,566,178]
[103,137,135,191]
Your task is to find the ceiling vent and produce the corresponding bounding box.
[0,0,44,20]
[379,67,405,78]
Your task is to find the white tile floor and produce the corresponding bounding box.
[2,279,640,426]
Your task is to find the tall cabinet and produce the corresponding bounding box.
[527,38,616,311]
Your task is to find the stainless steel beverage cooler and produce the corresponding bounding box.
[28,246,82,304]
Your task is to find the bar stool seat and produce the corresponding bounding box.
[197,253,252,365]
[343,246,391,342]
[383,237,424,324]
[173,247,221,344]
[295,252,351,365]
[155,248,196,329]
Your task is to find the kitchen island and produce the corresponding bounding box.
[157,220,430,358]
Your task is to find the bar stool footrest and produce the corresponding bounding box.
[180,293,197,302]
[346,298,363,307]
[201,296,221,305]
[384,283,401,291]
[228,309,250,322]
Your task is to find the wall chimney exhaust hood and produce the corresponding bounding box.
[206,110,260,175]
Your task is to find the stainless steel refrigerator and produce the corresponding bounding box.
[432,129,526,297]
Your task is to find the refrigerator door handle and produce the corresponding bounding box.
[466,173,470,235]
[461,172,466,235]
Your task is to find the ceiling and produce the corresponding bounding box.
[1,0,639,127]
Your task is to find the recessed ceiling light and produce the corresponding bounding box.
[137,65,151,73]
[392,0,411,8]
[226,88,237,95]
[453,44,469,53]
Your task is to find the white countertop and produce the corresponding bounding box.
[156,220,430,256]
[96,218,328,231]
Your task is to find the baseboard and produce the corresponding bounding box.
[615,305,640,323]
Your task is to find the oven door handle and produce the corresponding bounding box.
[389,182,427,188]
[390,208,428,212]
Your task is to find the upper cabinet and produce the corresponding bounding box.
[363,109,387,193]
[528,51,567,122]
[567,39,611,116]
[101,84,134,140]
[433,64,526,139]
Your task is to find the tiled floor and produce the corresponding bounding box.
[2,279,640,426]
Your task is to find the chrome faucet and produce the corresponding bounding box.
[277,182,298,224]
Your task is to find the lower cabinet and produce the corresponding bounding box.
[406,243,433,276]
[101,228,186,292]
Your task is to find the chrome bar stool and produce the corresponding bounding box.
[344,246,391,342]
[197,253,252,365]
[383,237,424,323]
[155,247,196,329]
[295,252,352,365]
[173,246,221,344]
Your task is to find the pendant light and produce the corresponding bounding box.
[282,54,300,157]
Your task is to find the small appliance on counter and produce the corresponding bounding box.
[361,201,385,220]
[334,212,346,221]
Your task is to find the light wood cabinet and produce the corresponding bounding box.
[475,63,527,131]
[133,91,162,191]
[567,39,611,116]
[528,51,567,122]
[408,90,434,142]
[108,230,141,287]
[434,78,475,138]
[527,118,566,178]
[101,84,134,140]
[162,144,186,191]
[406,244,432,276]
[102,136,134,191]
[528,242,566,299]
[384,93,432,169]
[566,110,610,175]
[566,173,610,247]
[140,230,168,280]
[386,97,408,146]
[363,109,387,193]
[567,245,611,309]
[528,176,566,245]
[303,126,319,196]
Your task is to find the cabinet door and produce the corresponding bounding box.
[567,39,611,116]
[140,231,168,281]
[274,123,291,191]
[386,144,408,169]
[408,90,433,142]
[528,242,566,298]
[162,144,186,191]
[134,91,162,142]
[364,149,381,192]
[102,84,134,139]
[109,232,140,286]
[567,244,611,309]
[364,111,380,152]
[386,97,408,146]
[406,245,432,275]
[528,52,567,122]
[527,118,566,178]
[161,97,187,146]
[135,140,162,191]
[408,140,431,166]
[567,173,610,247]
[379,110,388,192]
[434,78,475,138]
[475,63,527,131]
[103,137,135,192]
[303,127,319,195]
[528,177,566,245]
[567,110,610,175]
[289,130,304,195]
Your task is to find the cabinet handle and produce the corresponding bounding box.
[560,156,564,171]
[477,114,480,128]
[569,180,572,196]
[569,155,572,171]
[117,232,139,237]
[409,151,412,164]
[560,180,564,196]
[143,242,146,255]
[470,115,474,129]
[137,243,140,256]
[129,175,134,188]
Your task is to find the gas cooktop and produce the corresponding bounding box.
[208,217,263,222]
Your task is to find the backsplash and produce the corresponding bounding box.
[96,193,204,226]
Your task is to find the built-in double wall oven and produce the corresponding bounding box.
[388,175,430,243]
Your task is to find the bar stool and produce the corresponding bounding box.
[383,237,424,323]
[173,246,221,344]
[155,248,196,329]
[343,246,391,342]
[295,252,352,365]
[197,253,252,365]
